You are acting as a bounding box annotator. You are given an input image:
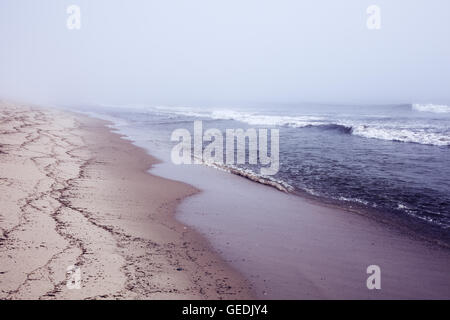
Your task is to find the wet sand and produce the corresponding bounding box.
[176,176,450,299]
[140,124,450,300]
[0,102,252,299]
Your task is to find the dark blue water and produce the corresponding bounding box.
[77,103,450,243]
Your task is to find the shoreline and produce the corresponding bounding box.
[77,105,450,248]
[1,102,449,299]
[0,102,253,299]
[97,108,449,299]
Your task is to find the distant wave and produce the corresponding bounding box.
[210,110,326,128]
[152,106,326,127]
[150,106,449,147]
[412,103,450,114]
[312,124,353,134]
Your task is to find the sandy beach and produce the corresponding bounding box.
[0,102,252,299]
[1,102,449,300]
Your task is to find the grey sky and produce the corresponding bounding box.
[1,0,449,107]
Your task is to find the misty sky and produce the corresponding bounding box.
[1,0,449,107]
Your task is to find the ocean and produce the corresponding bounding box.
[77,102,450,244]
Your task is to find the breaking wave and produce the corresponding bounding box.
[199,159,294,193]
[150,105,449,146]
[412,103,450,114]
[350,125,449,146]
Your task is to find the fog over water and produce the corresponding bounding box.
[1,0,450,107]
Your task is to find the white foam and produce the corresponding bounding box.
[150,106,326,127]
[209,110,325,127]
[351,125,449,146]
[144,105,450,146]
[412,103,450,114]
[199,158,294,193]
[338,196,369,206]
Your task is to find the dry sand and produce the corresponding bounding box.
[0,102,252,299]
